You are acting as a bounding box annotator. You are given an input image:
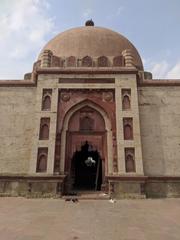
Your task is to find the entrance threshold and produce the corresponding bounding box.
[62,191,110,200]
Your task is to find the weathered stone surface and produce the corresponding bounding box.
[139,86,180,176]
[1,198,180,240]
[0,87,36,173]
[146,180,180,198]
[111,181,145,199]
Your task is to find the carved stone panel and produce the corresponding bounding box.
[60,92,70,102]
[102,91,114,102]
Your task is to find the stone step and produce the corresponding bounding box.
[62,191,110,200]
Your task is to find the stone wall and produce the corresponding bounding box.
[138,86,180,176]
[0,87,36,173]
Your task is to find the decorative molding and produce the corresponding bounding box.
[0,80,36,87]
[59,78,115,84]
[106,175,180,182]
[60,92,71,102]
[138,79,180,87]
[106,175,147,181]
[41,50,53,68]
[37,67,138,75]
[102,91,114,102]
[0,174,67,181]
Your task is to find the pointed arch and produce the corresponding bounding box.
[124,124,133,140]
[36,154,47,172]
[67,56,76,67]
[39,118,50,140]
[125,148,136,172]
[97,56,108,67]
[82,56,93,67]
[39,124,49,139]
[123,118,133,140]
[62,99,111,132]
[36,147,48,173]
[113,55,124,66]
[42,95,51,110]
[60,100,113,173]
[122,95,131,110]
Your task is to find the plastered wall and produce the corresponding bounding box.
[139,86,180,176]
[0,87,36,173]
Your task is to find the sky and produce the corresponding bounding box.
[0,0,180,79]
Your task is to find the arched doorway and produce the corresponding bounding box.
[71,141,102,190]
[64,105,107,193]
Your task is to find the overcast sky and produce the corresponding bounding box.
[0,0,180,79]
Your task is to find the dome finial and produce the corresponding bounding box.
[85,19,94,26]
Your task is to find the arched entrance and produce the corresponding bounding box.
[64,104,108,193]
[72,141,102,190]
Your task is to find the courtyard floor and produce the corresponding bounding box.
[0,197,180,240]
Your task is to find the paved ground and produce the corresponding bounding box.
[0,197,180,240]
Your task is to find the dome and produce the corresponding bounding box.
[39,24,143,70]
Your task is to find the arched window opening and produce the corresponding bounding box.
[36,154,47,172]
[126,154,135,172]
[113,56,123,66]
[39,118,50,140]
[40,124,49,140]
[122,95,130,110]
[122,89,131,110]
[36,148,48,173]
[97,56,108,67]
[67,56,76,67]
[52,56,62,67]
[42,95,51,110]
[82,56,93,67]
[123,118,133,140]
[124,124,133,140]
[125,148,135,172]
[42,89,52,111]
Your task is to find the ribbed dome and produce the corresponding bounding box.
[39,25,143,70]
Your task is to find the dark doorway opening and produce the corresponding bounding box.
[71,141,102,191]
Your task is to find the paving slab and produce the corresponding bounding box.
[0,197,180,240]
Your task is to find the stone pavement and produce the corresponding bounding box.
[0,197,180,240]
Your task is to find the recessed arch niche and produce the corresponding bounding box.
[59,100,113,191]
